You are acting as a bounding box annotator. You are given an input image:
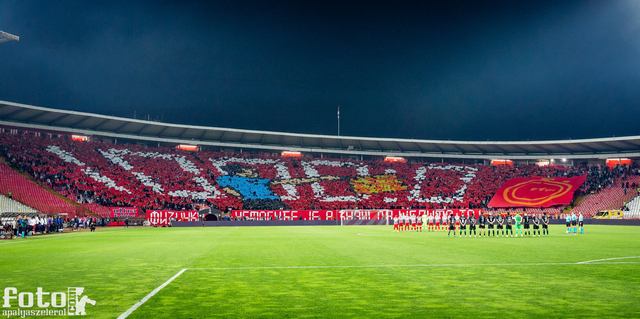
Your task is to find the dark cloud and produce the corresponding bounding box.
[1,0,639,140]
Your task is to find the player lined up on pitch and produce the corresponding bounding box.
[565,211,585,235]
[391,211,583,238]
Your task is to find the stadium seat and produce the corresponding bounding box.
[572,176,640,217]
[0,194,38,214]
[1,130,638,215]
[0,161,77,214]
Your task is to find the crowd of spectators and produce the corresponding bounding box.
[1,129,638,214]
[581,164,639,194]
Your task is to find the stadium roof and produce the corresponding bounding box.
[2,100,640,160]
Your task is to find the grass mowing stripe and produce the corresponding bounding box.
[0,228,138,245]
[187,261,640,270]
[117,268,188,319]
[3,225,640,318]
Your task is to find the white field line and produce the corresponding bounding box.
[188,261,640,271]
[575,256,640,264]
[117,268,188,319]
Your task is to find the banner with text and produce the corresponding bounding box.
[231,209,483,221]
[488,176,586,208]
[146,210,199,226]
[109,207,139,218]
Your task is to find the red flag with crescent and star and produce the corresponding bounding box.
[488,176,586,208]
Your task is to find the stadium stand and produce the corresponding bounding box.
[572,179,640,217]
[623,193,640,219]
[0,161,77,214]
[0,194,37,214]
[80,203,112,217]
[0,129,638,217]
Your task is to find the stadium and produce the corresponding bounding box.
[2,2,640,319]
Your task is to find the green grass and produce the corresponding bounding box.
[1,225,640,318]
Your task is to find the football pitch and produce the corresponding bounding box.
[1,225,640,318]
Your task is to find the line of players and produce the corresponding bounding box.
[565,211,585,235]
[392,212,552,237]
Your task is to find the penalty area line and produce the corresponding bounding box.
[117,268,188,319]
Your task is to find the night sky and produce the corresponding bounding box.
[1,0,640,140]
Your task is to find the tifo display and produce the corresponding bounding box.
[1,130,639,220]
[230,208,482,221]
[488,176,586,208]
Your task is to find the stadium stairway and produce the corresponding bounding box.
[0,194,38,214]
[0,161,78,215]
[623,195,640,219]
